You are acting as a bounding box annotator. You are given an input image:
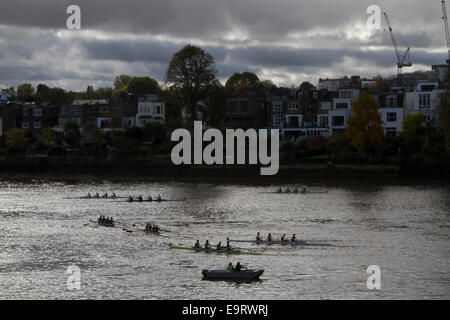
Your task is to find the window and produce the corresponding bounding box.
[33,108,42,117]
[385,128,397,137]
[336,102,348,109]
[387,112,397,122]
[332,116,344,126]
[288,102,298,110]
[22,121,30,129]
[318,115,328,127]
[419,94,431,109]
[156,106,161,114]
[34,121,41,129]
[320,101,331,110]
[386,97,397,108]
[340,90,353,99]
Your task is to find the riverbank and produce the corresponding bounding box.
[1,160,449,184]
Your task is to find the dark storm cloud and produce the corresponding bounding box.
[0,0,448,89]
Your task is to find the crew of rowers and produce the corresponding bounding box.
[276,187,307,193]
[144,223,160,233]
[256,232,297,242]
[194,239,232,251]
[88,192,116,199]
[97,215,114,225]
[127,195,162,202]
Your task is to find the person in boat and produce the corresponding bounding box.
[156,194,162,202]
[293,188,298,193]
[147,195,153,202]
[268,233,273,242]
[95,193,99,198]
[204,240,211,249]
[291,233,297,242]
[226,238,232,251]
[138,195,143,202]
[285,188,291,193]
[256,232,261,241]
[301,187,307,194]
[281,234,287,242]
[277,187,282,193]
[98,215,102,223]
[88,193,91,199]
[102,192,108,198]
[216,241,222,250]
[154,225,160,233]
[235,262,242,272]
[194,240,201,248]
[110,217,114,225]
[226,262,234,272]
[111,192,116,198]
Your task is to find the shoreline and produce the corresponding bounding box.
[1,163,449,185]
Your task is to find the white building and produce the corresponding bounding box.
[136,94,165,127]
[318,78,340,92]
[329,89,359,135]
[412,83,442,122]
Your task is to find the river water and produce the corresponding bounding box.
[0,179,449,299]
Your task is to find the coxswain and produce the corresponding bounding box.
[291,233,297,242]
[256,232,261,241]
[194,240,201,248]
[110,217,114,225]
[268,233,273,242]
[281,234,287,242]
[235,262,242,272]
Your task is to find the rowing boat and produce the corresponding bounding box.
[89,219,115,227]
[63,196,129,200]
[259,191,328,194]
[116,197,187,203]
[228,239,331,246]
[169,246,260,255]
[202,269,264,280]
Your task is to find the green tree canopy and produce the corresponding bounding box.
[127,77,160,95]
[165,44,217,124]
[345,92,384,152]
[17,83,35,101]
[225,72,263,95]
[400,113,424,153]
[5,128,29,151]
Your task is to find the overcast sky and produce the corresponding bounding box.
[0,0,448,91]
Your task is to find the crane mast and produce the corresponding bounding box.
[383,12,412,85]
[442,0,450,64]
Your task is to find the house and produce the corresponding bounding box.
[329,88,359,135]
[375,92,405,137]
[136,94,165,127]
[412,83,443,124]
[224,92,266,129]
[21,103,43,137]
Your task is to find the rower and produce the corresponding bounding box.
[157,194,162,202]
[205,240,211,249]
[154,225,160,233]
[127,196,133,202]
[291,233,297,242]
[277,187,282,193]
[112,192,116,198]
[194,240,201,248]
[95,193,99,198]
[293,188,298,193]
[301,187,307,194]
[268,233,273,242]
[98,215,102,223]
[138,195,143,202]
[285,188,291,193]
[102,192,108,198]
[88,193,91,199]
[147,195,153,202]
[216,241,222,250]
[226,238,232,251]
[235,262,242,272]
[256,232,261,241]
[281,233,286,242]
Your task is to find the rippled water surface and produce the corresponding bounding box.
[0,179,449,299]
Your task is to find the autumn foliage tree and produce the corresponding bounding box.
[345,92,384,152]
[5,128,29,152]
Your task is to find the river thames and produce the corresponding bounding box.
[0,179,449,299]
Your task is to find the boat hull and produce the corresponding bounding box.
[202,269,264,280]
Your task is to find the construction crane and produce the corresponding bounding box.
[383,12,412,84]
[442,0,450,64]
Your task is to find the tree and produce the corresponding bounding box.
[345,92,384,152]
[64,121,81,147]
[5,128,29,152]
[114,75,133,91]
[225,72,263,95]
[17,83,35,101]
[203,80,227,127]
[36,84,50,102]
[437,72,450,152]
[400,113,424,153]
[299,81,315,91]
[127,77,160,95]
[261,80,276,89]
[41,128,54,145]
[165,44,217,124]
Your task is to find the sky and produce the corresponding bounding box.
[0,0,448,91]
